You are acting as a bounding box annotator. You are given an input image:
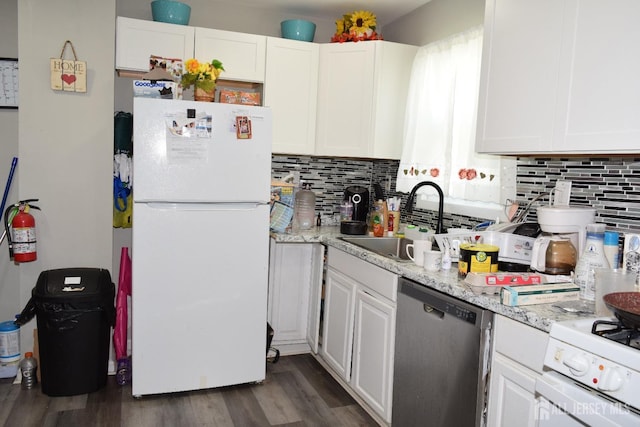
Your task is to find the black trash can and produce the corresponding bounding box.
[32,268,115,396]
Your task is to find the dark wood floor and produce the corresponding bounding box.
[0,354,378,427]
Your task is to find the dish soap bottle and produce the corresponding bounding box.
[574,223,609,301]
[371,200,386,237]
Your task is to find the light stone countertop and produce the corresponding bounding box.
[271,226,596,333]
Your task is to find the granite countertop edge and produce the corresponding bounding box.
[271,226,594,333]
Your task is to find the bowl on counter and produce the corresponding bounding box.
[280,19,316,42]
[151,0,191,25]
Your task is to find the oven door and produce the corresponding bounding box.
[535,371,640,427]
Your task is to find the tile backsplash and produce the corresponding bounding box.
[272,155,640,233]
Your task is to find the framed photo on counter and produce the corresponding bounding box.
[0,58,19,109]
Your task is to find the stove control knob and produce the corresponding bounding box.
[563,354,589,376]
[598,367,624,392]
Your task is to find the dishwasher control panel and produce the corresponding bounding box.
[445,302,477,325]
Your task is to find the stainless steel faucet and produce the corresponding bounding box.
[405,181,444,234]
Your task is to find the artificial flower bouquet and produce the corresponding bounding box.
[331,10,383,43]
[180,58,225,92]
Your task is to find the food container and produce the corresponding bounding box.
[464,272,545,295]
[458,243,499,278]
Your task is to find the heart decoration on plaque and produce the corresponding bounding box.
[50,40,87,93]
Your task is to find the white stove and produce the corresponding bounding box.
[537,317,640,426]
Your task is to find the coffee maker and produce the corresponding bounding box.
[530,205,596,274]
[341,186,370,235]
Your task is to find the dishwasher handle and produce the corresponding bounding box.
[423,303,445,319]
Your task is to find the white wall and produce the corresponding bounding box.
[383,0,485,46]
[0,0,20,325]
[15,0,115,353]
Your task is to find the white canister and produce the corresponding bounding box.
[0,320,20,363]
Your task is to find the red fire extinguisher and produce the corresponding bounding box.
[4,199,40,263]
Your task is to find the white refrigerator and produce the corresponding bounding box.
[131,97,272,396]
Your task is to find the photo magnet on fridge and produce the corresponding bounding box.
[236,116,252,139]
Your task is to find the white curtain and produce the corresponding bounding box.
[397,26,514,205]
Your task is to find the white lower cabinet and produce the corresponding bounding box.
[267,240,324,355]
[321,247,397,424]
[322,268,357,380]
[351,288,396,423]
[487,315,548,427]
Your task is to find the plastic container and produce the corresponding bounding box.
[574,224,610,301]
[0,320,20,363]
[151,0,191,25]
[19,352,37,389]
[594,268,638,316]
[458,243,500,278]
[405,225,434,242]
[280,19,316,42]
[604,231,620,268]
[294,183,316,230]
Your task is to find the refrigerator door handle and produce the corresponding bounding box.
[144,202,267,211]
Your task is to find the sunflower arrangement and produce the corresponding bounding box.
[181,58,225,92]
[331,10,383,43]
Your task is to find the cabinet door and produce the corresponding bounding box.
[306,244,325,354]
[476,0,564,154]
[487,353,539,427]
[558,0,640,153]
[268,242,312,345]
[116,17,195,72]
[351,289,396,424]
[315,42,375,157]
[321,268,357,382]
[265,37,319,155]
[369,42,418,159]
[195,28,266,82]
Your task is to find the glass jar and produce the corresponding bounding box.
[544,236,577,275]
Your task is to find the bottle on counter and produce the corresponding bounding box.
[294,182,316,230]
[574,223,610,301]
[19,352,37,389]
[441,249,452,270]
[371,200,386,237]
[604,231,620,268]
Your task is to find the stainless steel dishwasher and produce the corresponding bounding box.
[392,277,493,426]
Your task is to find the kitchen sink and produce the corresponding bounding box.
[340,236,413,261]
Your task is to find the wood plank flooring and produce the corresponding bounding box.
[0,354,378,427]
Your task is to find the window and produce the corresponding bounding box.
[396,27,515,221]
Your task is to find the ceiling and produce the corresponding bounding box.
[223,0,432,27]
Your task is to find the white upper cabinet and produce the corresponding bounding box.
[265,37,319,155]
[116,17,195,72]
[476,0,640,154]
[315,41,417,159]
[194,28,266,82]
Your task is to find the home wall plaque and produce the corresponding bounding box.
[50,40,87,93]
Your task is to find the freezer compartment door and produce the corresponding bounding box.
[133,97,272,203]
[131,202,269,396]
